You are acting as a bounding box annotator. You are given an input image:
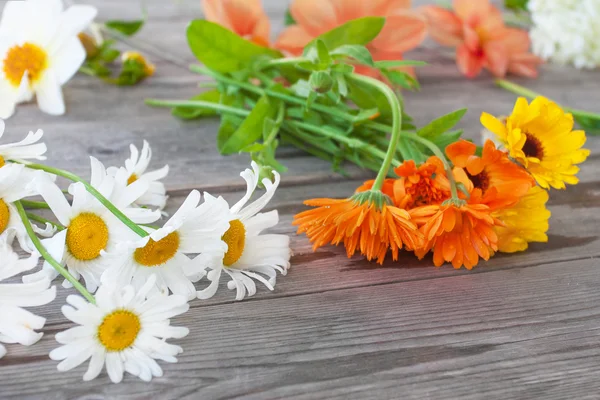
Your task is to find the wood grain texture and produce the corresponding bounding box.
[0,0,599,398]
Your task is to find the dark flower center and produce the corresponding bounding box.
[522,133,544,159]
[467,170,490,193]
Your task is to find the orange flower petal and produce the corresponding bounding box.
[290,0,338,36]
[275,25,314,55]
[371,13,427,54]
[420,6,463,47]
[456,44,484,78]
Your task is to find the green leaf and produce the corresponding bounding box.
[347,79,393,120]
[331,45,374,66]
[302,39,331,70]
[172,90,233,120]
[383,70,420,91]
[574,114,600,135]
[431,130,464,153]
[336,75,348,97]
[375,60,428,69]
[217,115,240,152]
[116,59,147,86]
[187,20,281,73]
[505,0,529,11]
[312,17,385,50]
[105,19,144,36]
[417,109,468,140]
[285,9,296,26]
[220,95,281,154]
[241,143,266,153]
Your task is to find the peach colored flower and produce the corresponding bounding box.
[276,0,427,77]
[203,0,271,47]
[421,0,540,78]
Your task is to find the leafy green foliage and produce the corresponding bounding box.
[375,60,428,69]
[219,95,282,154]
[574,114,600,135]
[417,109,468,140]
[331,45,374,66]
[187,20,281,73]
[505,0,529,12]
[105,19,145,36]
[312,17,385,50]
[284,9,296,26]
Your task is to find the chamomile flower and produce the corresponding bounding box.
[50,275,189,383]
[31,158,161,292]
[0,163,45,252]
[0,120,47,167]
[187,162,291,301]
[0,234,56,358]
[101,190,231,300]
[0,0,97,118]
[108,141,169,210]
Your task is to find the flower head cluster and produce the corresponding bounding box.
[296,97,588,269]
[528,0,600,69]
[421,0,543,78]
[0,0,97,118]
[0,120,291,383]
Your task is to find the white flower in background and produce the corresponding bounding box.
[0,234,56,358]
[50,275,189,383]
[0,120,47,167]
[102,190,231,300]
[528,0,600,69]
[108,141,169,210]
[0,0,97,118]
[186,162,291,301]
[29,157,161,292]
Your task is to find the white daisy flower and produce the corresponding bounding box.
[186,162,291,301]
[0,162,47,252]
[0,120,47,167]
[107,141,169,210]
[0,0,97,118]
[0,234,56,358]
[50,275,189,383]
[101,190,231,301]
[30,157,161,292]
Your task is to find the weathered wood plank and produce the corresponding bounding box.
[2,257,600,399]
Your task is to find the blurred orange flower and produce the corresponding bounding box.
[446,139,534,210]
[276,0,427,77]
[421,0,540,78]
[203,0,271,47]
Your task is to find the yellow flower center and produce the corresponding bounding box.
[66,213,109,261]
[134,232,180,267]
[522,133,544,160]
[0,155,5,168]
[0,199,9,235]
[97,309,141,352]
[222,219,246,267]
[127,174,138,185]
[2,43,47,87]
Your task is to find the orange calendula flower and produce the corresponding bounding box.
[276,0,427,79]
[421,0,540,78]
[493,186,550,253]
[413,191,502,270]
[446,139,534,210]
[358,157,451,209]
[203,0,271,47]
[481,96,590,190]
[293,191,423,264]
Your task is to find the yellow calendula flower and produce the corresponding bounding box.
[493,186,551,253]
[481,96,590,190]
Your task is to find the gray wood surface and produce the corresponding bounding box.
[1,0,599,399]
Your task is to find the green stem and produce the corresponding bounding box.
[21,200,50,210]
[495,79,600,120]
[20,163,148,238]
[15,201,96,304]
[145,99,250,117]
[26,212,65,230]
[346,74,402,191]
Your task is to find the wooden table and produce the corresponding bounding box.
[1,1,599,399]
